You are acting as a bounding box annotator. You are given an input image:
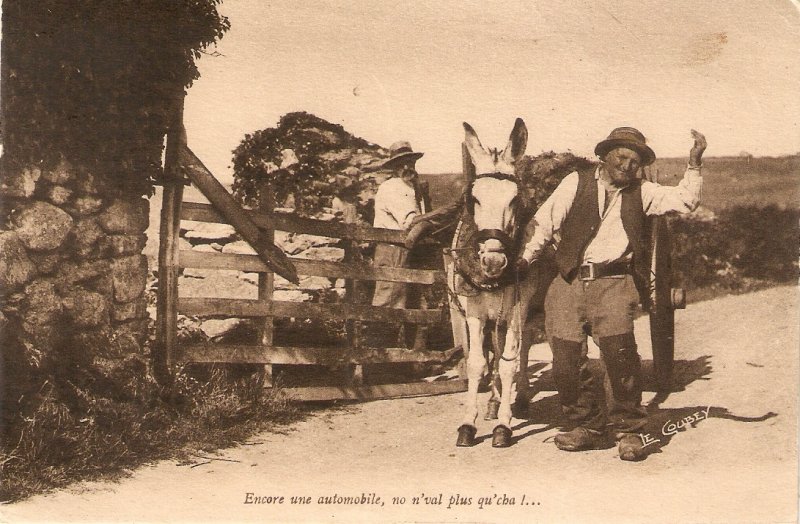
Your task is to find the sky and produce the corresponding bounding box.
[184,0,800,181]
[4,1,800,180]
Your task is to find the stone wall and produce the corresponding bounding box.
[1,161,150,389]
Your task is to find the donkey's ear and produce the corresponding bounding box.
[463,122,486,160]
[501,118,528,164]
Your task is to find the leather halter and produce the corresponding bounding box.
[464,172,524,255]
[457,172,529,290]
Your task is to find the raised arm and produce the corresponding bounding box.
[643,130,706,216]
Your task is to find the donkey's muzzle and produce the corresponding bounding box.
[479,239,508,279]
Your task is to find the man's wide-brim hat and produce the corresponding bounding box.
[595,127,656,166]
[381,141,424,170]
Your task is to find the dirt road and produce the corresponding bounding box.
[3,286,797,523]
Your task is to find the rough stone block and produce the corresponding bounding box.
[184,222,237,243]
[2,166,41,198]
[41,159,74,184]
[273,289,311,302]
[98,198,149,234]
[111,297,147,323]
[288,233,337,251]
[72,217,103,249]
[298,276,334,290]
[11,201,74,251]
[75,173,106,195]
[294,246,345,262]
[111,319,148,349]
[64,288,109,327]
[0,231,38,292]
[178,237,193,251]
[72,196,104,216]
[111,255,148,303]
[87,272,114,296]
[221,240,256,255]
[191,243,218,253]
[46,185,73,206]
[22,279,63,328]
[99,234,146,257]
[30,252,67,275]
[200,318,244,339]
[58,259,110,285]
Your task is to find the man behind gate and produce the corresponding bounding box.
[516,127,707,461]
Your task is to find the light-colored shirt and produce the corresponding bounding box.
[372,177,425,230]
[522,166,702,263]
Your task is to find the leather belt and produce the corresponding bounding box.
[578,261,631,281]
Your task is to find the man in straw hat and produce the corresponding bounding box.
[371,141,429,347]
[516,127,707,461]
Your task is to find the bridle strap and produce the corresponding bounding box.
[475,228,517,258]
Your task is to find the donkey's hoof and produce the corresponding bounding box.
[484,399,501,420]
[456,424,477,447]
[491,425,513,448]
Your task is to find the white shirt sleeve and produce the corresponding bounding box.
[521,171,580,262]
[642,166,703,216]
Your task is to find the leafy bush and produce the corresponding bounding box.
[671,205,799,291]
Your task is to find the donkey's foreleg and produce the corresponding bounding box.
[462,316,486,427]
[457,316,486,447]
[496,323,521,431]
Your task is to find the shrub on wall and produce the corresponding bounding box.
[231,112,386,215]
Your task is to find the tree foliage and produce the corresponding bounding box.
[231,112,384,215]
[1,0,230,196]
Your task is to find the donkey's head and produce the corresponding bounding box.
[463,118,528,281]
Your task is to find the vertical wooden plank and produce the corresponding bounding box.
[154,95,186,381]
[341,200,364,386]
[258,181,275,388]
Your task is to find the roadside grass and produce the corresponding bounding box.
[0,364,301,503]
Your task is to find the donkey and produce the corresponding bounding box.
[446,118,547,448]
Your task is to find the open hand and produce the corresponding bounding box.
[689,129,707,167]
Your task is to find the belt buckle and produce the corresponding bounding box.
[579,263,596,281]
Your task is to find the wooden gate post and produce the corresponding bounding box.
[341,200,364,386]
[258,180,276,387]
[154,95,186,382]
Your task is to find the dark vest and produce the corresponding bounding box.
[555,167,649,300]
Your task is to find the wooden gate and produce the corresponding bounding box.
[154,103,466,401]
